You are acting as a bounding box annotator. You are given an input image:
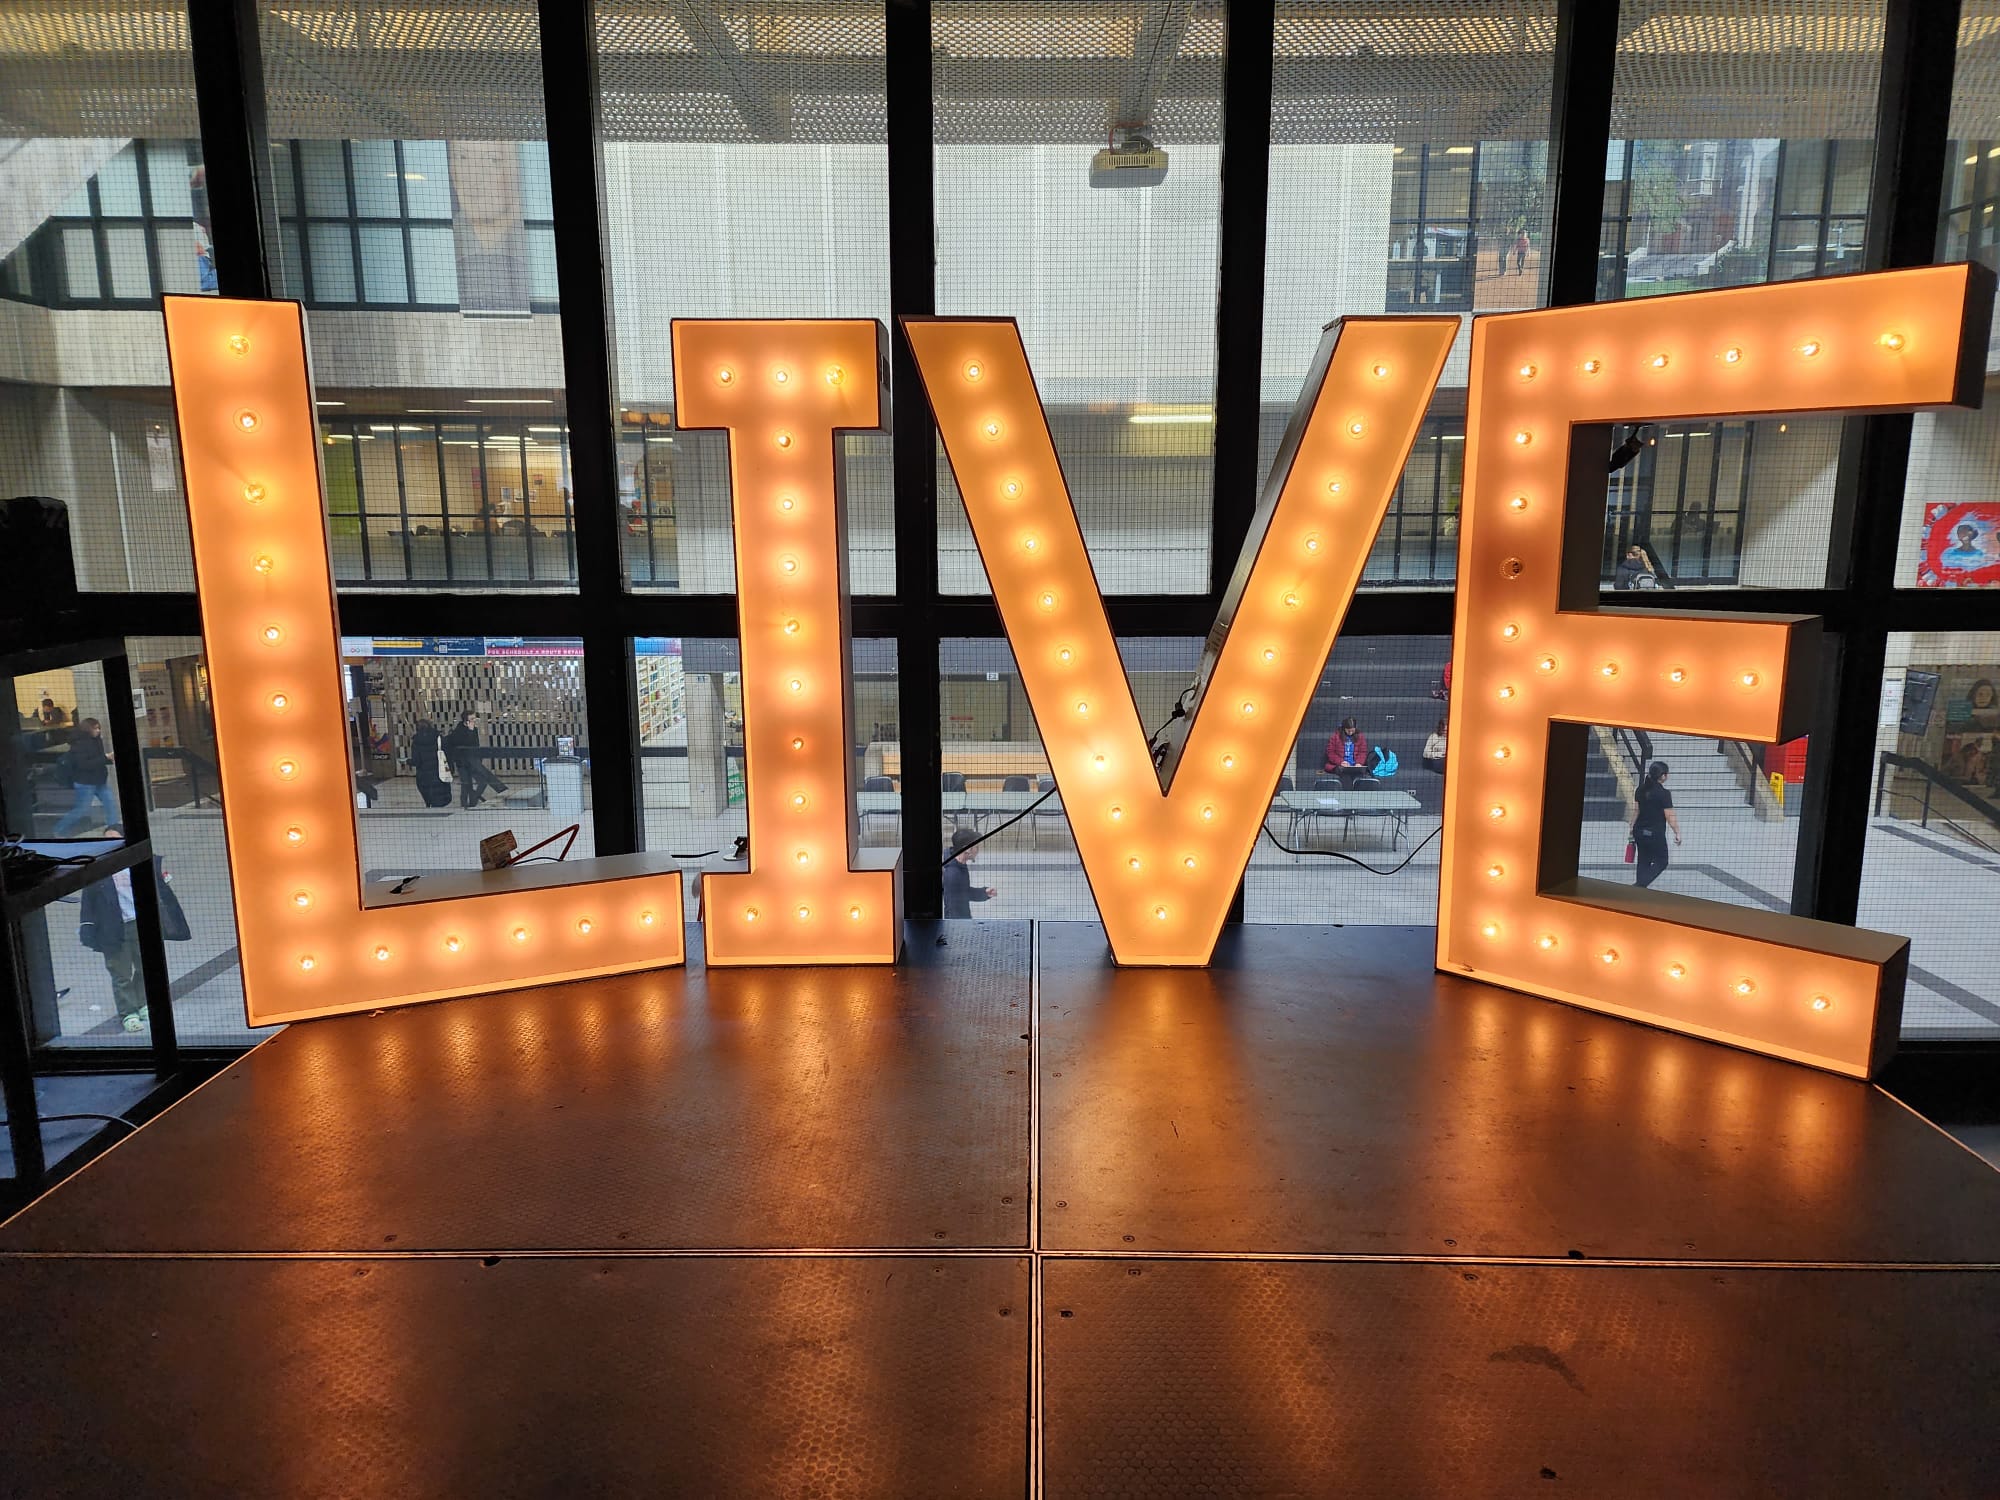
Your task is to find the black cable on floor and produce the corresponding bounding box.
[1259,820,1442,876]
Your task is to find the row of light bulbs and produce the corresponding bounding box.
[1469,922,1834,1013]
[294,908,669,973]
[1510,330,1903,385]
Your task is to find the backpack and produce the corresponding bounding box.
[1371,746,1399,777]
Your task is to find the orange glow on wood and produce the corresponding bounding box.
[1439,265,1991,1077]
[164,296,686,1025]
[907,315,1457,964]
[672,319,902,965]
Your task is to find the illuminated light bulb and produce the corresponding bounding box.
[236,410,259,430]
[1240,701,1256,717]
[269,693,289,711]
[1536,655,1557,674]
[1601,662,1619,679]
[1154,906,1169,922]
[1262,649,1276,663]
[275,758,298,780]
[772,368,789,385]
[1128,857,1141,871]
[298,955,316,972]
[1734,978,1756,997]
[1492,745,1511,761]
[983,421,1001,439]
[1649,354,1669,370]
[791,792,807,809]
[964,361,984,382]
[1183,856,1197,870]
[1497,685,1515,700]
[283,826,304,847]
[1221,755,1235,769]
[1481,921,1501,939]
[1110,806,1124,821]
[1507,495,1528,513]
[253,554,274,575]
[243,483,265,503]
[790,736,805,751]
[639,910,657,928]
[744,907,759,923]
[1039,591,1057,611]
[716,367,735,385]
[780,556,798,574]
[1810,994,1831,1012]
[1668,666,1687,684]
[513,927,529,944]
[1512,430,1532,446]
[292,891,312,909]
[1201,805,1216,821]
[1500,622,1520,640]
[794,849,810,866]
[1057,646,1074,663]
[1879,332,1905,351]
[1303,534,1321,554]
[1485,864,1504,880]
[1740,671,1760,689]
[577,918,593,935]
[788,678,804,694]
[1667,963,1687,980]
[1371,362,1389,379]
[779,496,796,512]
[1282,592,1301,609]
[1581,358,1602,375]
[796,905,811,922]
[1093,755,1107,771]
[1075,700,1089,717]
[227,333,250,355]
[261,625,283,644]
[1022,534,1039,553]
[775,432,793,449]
[1326,480,1343,497]
[1518,362,1537,380]
[849,906,863,921]
[1600,948,1618,965]
[444,935,461,952]
[1798,340,1820,358]
[1537,934,1557,951]
[783,618,801,634]
[374,946,391,962]
[1722,347,1742,364]
[1348,421,1365,437]
[825,365,844,386]
[1488,804,1506,821]
[1002,479,1022,498]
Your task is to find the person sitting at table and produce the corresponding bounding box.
[1323,717,1370,773]
[942,827,996,919]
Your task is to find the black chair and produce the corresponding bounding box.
[1277,775,1294,791]
[1314,775,1344,790]
[1037,776,1056,793]
[1002,774,1030,791]
[941,772,966,792]
[1350,775,1381,790]
[861,775,894,792]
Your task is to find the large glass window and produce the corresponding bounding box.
[596,0,894,595]
[259,2,572,594]
[935,2,1225,596]
[1605,1,1886,591]
[1860,634,2000,1039]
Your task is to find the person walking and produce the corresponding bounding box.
[1513,228,1530,275]
[442,710,509,809]
[77,825,191,1034]
[410,716,453,808]
[942,828,996,918]
[1630,760,1680,889]
[52,718,117,836]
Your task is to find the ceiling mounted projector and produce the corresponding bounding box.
[1091,130,1168,189]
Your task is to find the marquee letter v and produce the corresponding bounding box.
[905,316,1456,964]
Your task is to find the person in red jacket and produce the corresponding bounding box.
[1323,717,1370,773]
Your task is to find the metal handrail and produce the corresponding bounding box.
[1875,751,2000,856]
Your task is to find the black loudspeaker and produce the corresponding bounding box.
[1,496,79,603]
[1900,669,1941,736]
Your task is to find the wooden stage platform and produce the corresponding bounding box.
[3,923,1997,1496]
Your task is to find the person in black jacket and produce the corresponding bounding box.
[53,717,117,835]
[441,710,509,808]
[1630,760,1681,889]
[942,827,995,918]
[77,825,190,1034]
[410,717,453,808]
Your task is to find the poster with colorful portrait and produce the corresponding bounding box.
[1916,501,2000,587]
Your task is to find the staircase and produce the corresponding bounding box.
[1583,732,1629,822]
[1637,732,1751,810]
